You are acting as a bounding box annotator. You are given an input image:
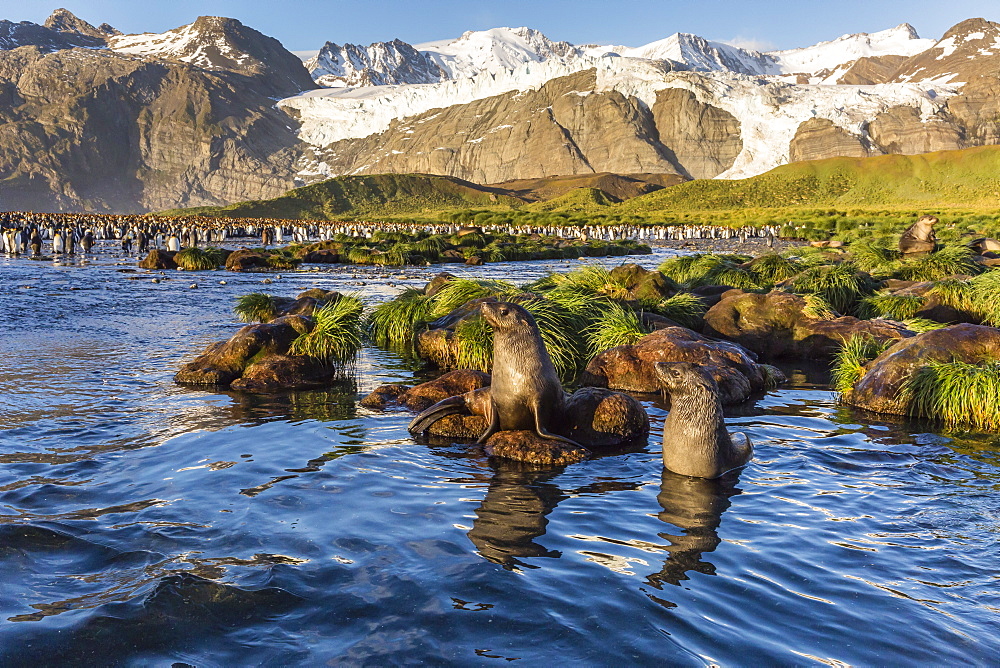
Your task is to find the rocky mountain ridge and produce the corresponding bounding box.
[0,9,999,213]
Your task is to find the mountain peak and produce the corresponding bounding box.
[43,8,110,41]
[941,17,1000,40]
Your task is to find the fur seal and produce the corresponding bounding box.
[655,361,752,479]
[410,301,581,448]
[898,215,938,255]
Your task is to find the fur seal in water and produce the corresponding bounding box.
[409,301,582,448]
[655,361,752,479]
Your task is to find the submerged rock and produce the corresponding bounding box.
[360,369,492,410]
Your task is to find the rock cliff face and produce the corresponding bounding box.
[790,118,874,163]
[651,88,742,179]
[311,70,683,184]
[0,10,312,213]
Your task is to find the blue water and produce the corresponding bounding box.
[1,246,998,665]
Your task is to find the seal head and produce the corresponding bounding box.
[655,361,752,479]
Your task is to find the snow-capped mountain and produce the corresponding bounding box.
[770,23,935,81]
[617,33,774,75]
[307,39,443,87]
[416,27,582,79]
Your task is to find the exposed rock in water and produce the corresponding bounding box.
[138,249,177,269]
[361,369,492,411]
[483,431,591,466]
[703,290,913,360]
[579,326,775,403]
[843,323,1000,416]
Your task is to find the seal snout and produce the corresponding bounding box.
[654,361,696,392]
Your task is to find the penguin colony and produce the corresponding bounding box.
[0,211,781,256]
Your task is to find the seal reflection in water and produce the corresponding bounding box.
[647,469,741,590]
[655,361,752,479]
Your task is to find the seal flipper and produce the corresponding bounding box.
[408,395,469,435]
[532,403,584,448]
[476,402,500,444]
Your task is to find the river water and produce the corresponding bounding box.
[0,245,997,665]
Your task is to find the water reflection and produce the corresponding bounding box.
[647,470,742,590]
[467,462,568,569]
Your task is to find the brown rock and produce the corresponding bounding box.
[226,249,271,272]
[429,415,488,439]
[483,431,590,466]
[845,324,1000,415]
[174,315,311,386]
[229,354,338,392]
[424,272,457,297]
[138,249,177,269]
[359,369,492,411]
[869,107,964,156]
[301,249,341,263]
[562,387,649,447]
[608,263,678,304]
[703,290,913,360]
[579,326,766,403]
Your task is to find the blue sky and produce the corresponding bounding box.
[10,1,1000,51]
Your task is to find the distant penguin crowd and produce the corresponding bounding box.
[0,210,782,257]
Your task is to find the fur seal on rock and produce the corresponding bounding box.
[655,361,752,479]
[898,215,938,255]
[410,301,582,448]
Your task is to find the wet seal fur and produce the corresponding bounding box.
[410,301,582,449]
[655,361,752,479]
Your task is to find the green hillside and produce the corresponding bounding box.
[160,173,522,219]
[620,145,1000,213]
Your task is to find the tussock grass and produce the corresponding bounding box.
[859,293,925,320]
[903,360,1000,431]
[234,292,276,323]
[802,293,837,319]
[928,271,1000,326]
[584,302,650,356]
[747,253,802,285]
[658,254,759,289]
[428,278,519,319]
[850,240,903,275]
[893,245,979,282]
[653,292,706,329]
[902,318,949,333]
[788,263,875,314]
[831,335,893,395]
[365,288,431,348]
[289,295,364,364]
[175,247,222,271]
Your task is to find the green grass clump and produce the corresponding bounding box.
[234,292,277,323]
[175,247,222,271]
[658,254,759,289]
[893,245,979,282]
[850,240,903,275]
[902,318,949,333]
[428,278,519,318]
[859,293,925,320]
[585,302,650,356]
[903,360,1000,431]
[831,335,894,395]
[365,288,432,348]
[289,295,364,364]
[652,292,706,329]
[747,253,802,285]
[802,294,837,319]
[928,271,1000,326]
[788,263,875,314]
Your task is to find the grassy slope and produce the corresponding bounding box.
[160,173,523,219]
[619,146,1000,213]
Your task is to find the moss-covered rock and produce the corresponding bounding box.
[703,290,913,360]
